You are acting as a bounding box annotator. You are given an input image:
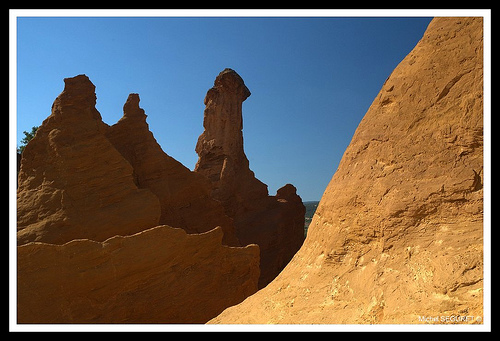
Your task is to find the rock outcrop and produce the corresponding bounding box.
[106,93,239,245]
[210,17,484,324]
[195,68,269,217]
[17,75,161,245]
[18,226,259,323]
[17,75,260,323]
[195,68,305,287]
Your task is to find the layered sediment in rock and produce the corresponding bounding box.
[210,17,484,324]
[195,68,305,287]
[18,226,259,323]
[106,93,239,245]
[17,75,161,245]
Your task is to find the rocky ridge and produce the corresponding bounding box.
[18,225,259,323]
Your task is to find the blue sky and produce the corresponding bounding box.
[16,15,432,201]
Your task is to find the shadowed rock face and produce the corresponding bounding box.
[17,75,161,245]
[210,17,484,324]
[195,68,305,287]
[17,76,260,324]
[106,93,239,246]
[195,68,268,216]
[18,226,259,323]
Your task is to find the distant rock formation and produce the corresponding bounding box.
[106,93,239,245]
[210,17,484,324]
[195,68,305,287]
[17,75,161,245]
[18,225,259,323]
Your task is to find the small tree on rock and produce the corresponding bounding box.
[17,126,39,154]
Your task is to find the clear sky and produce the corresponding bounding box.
[16,14,432,201]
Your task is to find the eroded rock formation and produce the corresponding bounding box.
[106,93,239,245]
[195,68,305,287]
[17,75,161,245]
[18,226,259,323]
[210,17,484,324]
[17,75,260,323]
[195,68,268,217]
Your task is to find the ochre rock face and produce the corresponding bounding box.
[17,75,161,245]
[106,93,239,245]
[210,17,483,324]
[195,68,305,287]
[18,226,259,323]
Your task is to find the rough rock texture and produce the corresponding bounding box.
[210,17,483,324]
[234,183,306,288]
[17,75,161,245]
[17,75,261,324]
[106,94,239,245]
[195,68,268,217]
[18,226,259,323]
[195,68,305,287]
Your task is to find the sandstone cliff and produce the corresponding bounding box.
[210,17,484,324]
[195,68,305,287]
[106,93,239,245]
[17,75,161,245]
[18,226,259,323]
